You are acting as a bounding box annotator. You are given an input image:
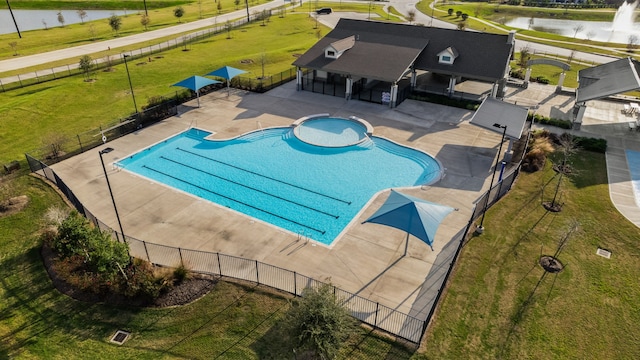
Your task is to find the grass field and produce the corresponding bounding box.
[0,175,419,359]
[0,13,322,164]
[0,0,276,59]
[422,150,640,358]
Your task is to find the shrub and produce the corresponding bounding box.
[528,113,573,129]
[574,135,607,153]
[522,131,554,172]
[173,265,190,284]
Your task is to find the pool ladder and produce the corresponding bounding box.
[256,121,264,137]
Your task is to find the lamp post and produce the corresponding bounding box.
[6,0,21,38]
[430,0,436,27]
[99,147,126,243]
[477,123,507,234]
[122,54,138,114]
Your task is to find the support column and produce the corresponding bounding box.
[523,67,532,89]
[296,67,303,91]
[491,83,498,98]
[410,69,417,88]
[573,103,586,130]
[390,83,398,108]
[345,77,353,100]
[556,72,566,93]
[447,76,456,98]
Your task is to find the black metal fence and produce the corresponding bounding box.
[25,116,530,345]
[0,12,272,93]
[26,154,428,343]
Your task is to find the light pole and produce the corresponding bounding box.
[477,123,507,234]
[122,54,138,114]
[6,0,21,38]
[430,0,436,27]
[99,147,126,243]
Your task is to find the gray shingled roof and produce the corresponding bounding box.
[293,19,514,83]
[329,36,356,53]
[576,57,640,103]
[470,97,528,140]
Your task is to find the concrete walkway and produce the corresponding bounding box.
[500,81,640,229]
[51,81,501,325]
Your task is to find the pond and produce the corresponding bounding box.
[505,16,640,44]
[1,9,130,35]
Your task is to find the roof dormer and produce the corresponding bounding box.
[437,47,459,65]
[324,35,356,59]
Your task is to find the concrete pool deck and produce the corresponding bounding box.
[50,80,640,329]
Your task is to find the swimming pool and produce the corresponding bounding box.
[117,120,443,245]
[626,150,640,207]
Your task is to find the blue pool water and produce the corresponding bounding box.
[118,127,443,245]
[626,150,640,207]
[294,117,367,147]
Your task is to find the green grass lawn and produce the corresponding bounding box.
[0,13,322,164]
[0,175,417,359]
[422,150,640,358]
[0,0,276,59]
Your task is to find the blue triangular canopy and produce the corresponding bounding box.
[364,190,454,248]
[205,66,247,80]
[171,75,221,91]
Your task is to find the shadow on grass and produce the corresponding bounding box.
[0,245,144,357]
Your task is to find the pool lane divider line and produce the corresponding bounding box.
[175,147,352,205]
[158,156,340,219]
[141,164,326,235]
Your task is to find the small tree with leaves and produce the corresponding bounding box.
[8,41,18,56]
[234,0,240,9]
[109,14,122,36]
[217,1,223,13]
[448,8,454,16]
[284,283,357,359]
[77,9,87,24]
[174,6,185,22]
[88,24,97,40]
[141,14,150,30]
[79,55,94,81]
[57,11,66,27]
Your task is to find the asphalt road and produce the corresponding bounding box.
[0,0,620,76]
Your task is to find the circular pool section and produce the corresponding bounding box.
[292,115,373,147]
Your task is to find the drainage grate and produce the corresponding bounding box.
[596,248,611,259]
[110,330,131,345]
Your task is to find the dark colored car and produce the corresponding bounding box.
[316,8,332,15]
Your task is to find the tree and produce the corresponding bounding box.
[174,6,185,22]
[234,0,240,9]
[88,24,97,41]
[225,20,232,39]
[141,14,150,30]
[217,0,223,13]
[77,9,87,24]
[545,134,578,212]
[585,31,596,41]
[8,41,18,56]
[461,13,468,21]
[79,55,94,81]
[518,46,531,69]
[407,10,416,24]
[455,10,462,18]
[57,11,66,27]
[457,21,466,31]
[108,14,122,36]
[628,34,638,53]
[572,24,584,38]
[284,283,357,359]
[42,19,48,30]
[448,8,454,16]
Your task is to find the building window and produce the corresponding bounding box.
[327,50,335,57]
[441,55,451,62]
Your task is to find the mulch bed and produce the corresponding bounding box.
[41,244,217,308]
